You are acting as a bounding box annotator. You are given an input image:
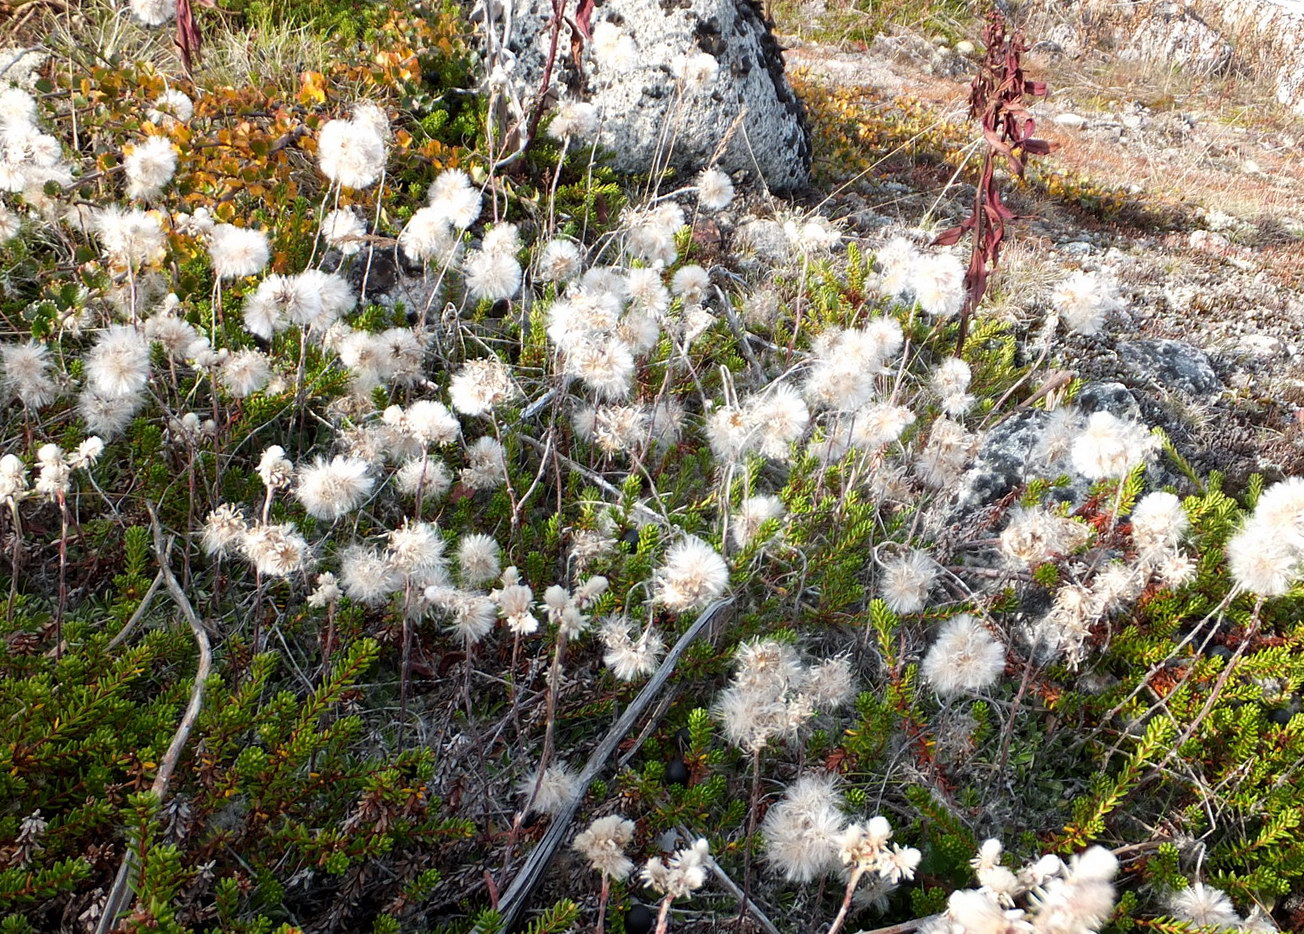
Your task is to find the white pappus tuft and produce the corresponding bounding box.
[295,455,374,520]
[761,773,845,882]
[921,614,1005,696]
[654,536,729,612]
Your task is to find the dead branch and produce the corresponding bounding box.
[94,507,212,934]
[498,598,735,929]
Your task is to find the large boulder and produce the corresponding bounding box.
[478,0,812,192]
[1028,0,1304,117]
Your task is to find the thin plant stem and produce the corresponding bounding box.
[54,490,68,660]
[500,629,568,881]
[653,894,674,934]
[596,874,610,934]
[826,866,865,934]
[8,499,22,619]
[740,745,762,919]
[398,596,414,745]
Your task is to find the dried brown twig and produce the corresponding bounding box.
[935,8,1056,355]
[95,507,212,934]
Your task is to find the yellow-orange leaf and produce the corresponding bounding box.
[299,70,328,106]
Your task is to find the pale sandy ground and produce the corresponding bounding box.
[779,31,1304,483]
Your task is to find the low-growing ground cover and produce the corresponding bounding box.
[2,2,1304,933]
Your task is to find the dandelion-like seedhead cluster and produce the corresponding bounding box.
[761,774,921,890]
[714,639,855,753]
[641,837,712,899]
[923,840,1119,934]
[4,11,1302,933]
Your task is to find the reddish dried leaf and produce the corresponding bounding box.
[175,0,203,73]
[933,225,968,247]
[575,0,595,39]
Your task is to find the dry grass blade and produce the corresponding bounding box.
[498,598,735,928]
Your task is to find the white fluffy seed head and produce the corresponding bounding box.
[1052,270,1123,336]
[317,117,386,189]
[123,136,177,199]
[999,506,1092,568]
[0,340,57,408]
[547,99,599,140]
[536,239,583,283]
[1168,883,1240,929]
[697,167,735,211]
[591,21,639,72]
[147,89,193,124]
[600,617,664,681]
[396,457,451,499]
[1249,477,1304,549]
[209,224,269,280]
[921,614,1005,696]
[518,763,579,816]
[221,349,272,398]
[731,495,785,549]
[879,548,938,615]
[1227,523,1297,597]
[93,207,166,267]
[295,455,374,520]
[762,773,845,882]
[911,252,965,318]
[460,436,508,491]
[655,536,729,612]
[339,544,398,604]
[240,523,309,577]
[672,52,719,91]
[1070,411,1158,481]
[202,504,247,557]
[321,209,366,255]
[85,325,150,400]
[573,815,636,880]
[641,839,711,899]
[386,520,446,576]
[428,168,481,229]
[457,533,500,586]
[1129,491,1189,553]
[448,357,518,417]
[400,206,458,262]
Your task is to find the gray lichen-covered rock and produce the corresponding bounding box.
[954,382,1153,513]
[1075,381,1142,421]
[481,0,811,192]
[1119,339,1223,399]
[1028,0,1304,116]
[1119,3,1234,77]
[955,409,1051,512]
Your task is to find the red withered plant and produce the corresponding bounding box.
[935,8,1056,355]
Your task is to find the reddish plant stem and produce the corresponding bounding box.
[826,866,865,934]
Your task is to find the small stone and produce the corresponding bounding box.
[1234,334,1286,358]
[1053,112,1088,129]
[1242,159,1263,174]
[955,39,976,55]
[1188,229,1231,252]
[625,905,655,934]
